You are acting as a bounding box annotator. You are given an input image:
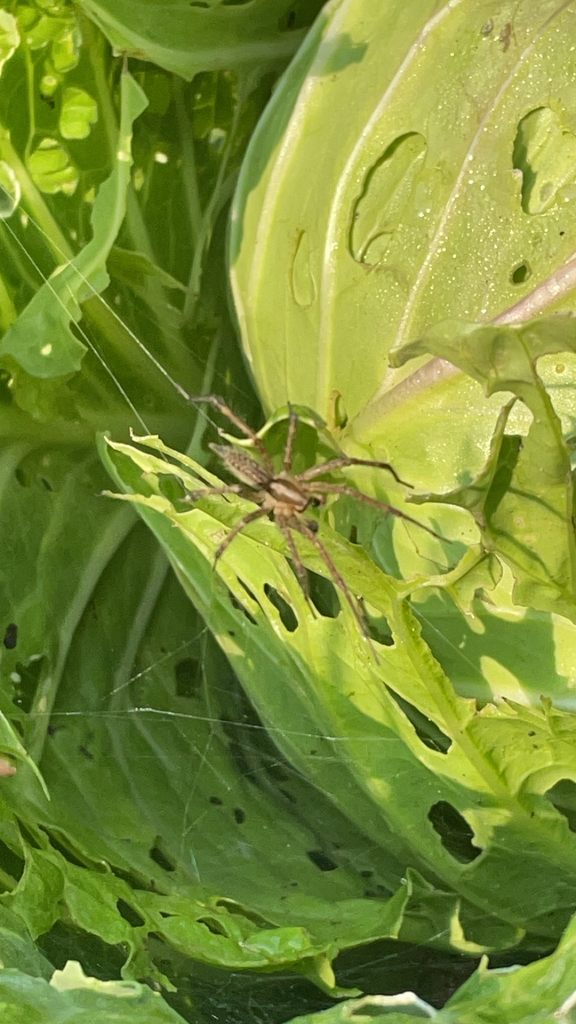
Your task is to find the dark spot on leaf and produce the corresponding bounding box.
[307,849,338,872]
[428,802,482,863]
[78,745,94,760]
[117,898,145,928]
[510,261,531,284]
[233,807,246,824]
[149,841,176,872]
[40,477,53,491]
[228,630,235,637]
[499,22,513,52]
[348,525,358,544]
[279,787,297,804]
[209,795,223,806]
[287,10,296,28]
[3,623,17,649]
[528,730,536,737]
[264,583,298,631]
[360,870,373,878]
[40,93,56,108]
[174,657,201,698]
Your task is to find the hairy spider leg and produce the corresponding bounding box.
[283,403,299,473]
[275,515,319,621]
[187,394,274,475]
[306,482,443,540]
[184,484,247,502]
[298,456,413,488]
[213,505,269,566]
[288,516,378,661]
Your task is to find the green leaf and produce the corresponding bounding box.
[229,0,576,469]
[100,427,576,953]
[283,913,576,1022]
[0,71,147,377]
[27,138,78,196]
[58,86,98,140]
[394,316,576,622]
[0,961,189,1022]
[0,10,19,74]
[77,0,325,79]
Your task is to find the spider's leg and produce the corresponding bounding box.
[213,506,269,565]
[283,403,299,473]
[184,484,246,502]
[187,394,274,474]
[288,517,377,660]
[306,482,443,540]
[298,457,412,488]
[275,515,317,619]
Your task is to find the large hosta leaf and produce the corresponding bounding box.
[230,0,576,485]
[100,424,576,957]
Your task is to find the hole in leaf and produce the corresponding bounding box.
[40,828,95,868]
[545,779,576,832]
[198,916,229,936]
[510,261,531,284]
[387,689,451,753]
[158,474,186,502]
[12,657,45,713]
[209,795,223,806]
[116,898,145,928]
[149,841,176,872]
[307,849,338,872]
[263,583,298,631]
[228,590,257,625]
[174,657,202,698]
[364,610,394,647]
[307,570,339,618]
[3,623,17,649]
[233,807,246,824]
[214,899,271,929]
[0,838,24,884]
[428,802,482,863]
[513,106,576,214]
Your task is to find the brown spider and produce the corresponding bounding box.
[186,396,440,643]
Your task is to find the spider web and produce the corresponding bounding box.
[0,207,509,1024]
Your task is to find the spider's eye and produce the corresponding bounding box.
[309,496,322,508]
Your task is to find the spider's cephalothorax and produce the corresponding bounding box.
[187,396,440,644]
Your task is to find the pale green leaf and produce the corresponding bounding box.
[0,10,19,74]
[27,138,78,196]
[58,86,97,140]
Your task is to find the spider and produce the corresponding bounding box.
[186,396,440,644]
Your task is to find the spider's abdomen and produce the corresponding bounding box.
[210,444,270,488]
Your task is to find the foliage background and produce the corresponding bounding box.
[0,0,576,1021]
